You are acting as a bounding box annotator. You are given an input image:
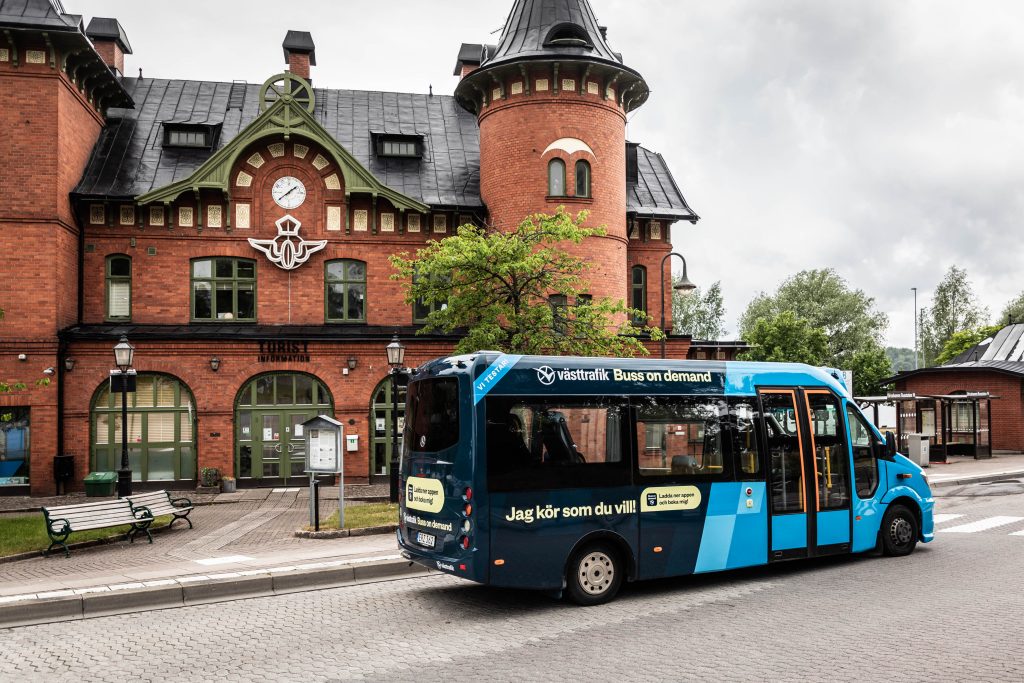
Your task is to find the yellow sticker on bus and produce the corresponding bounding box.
[406,476,445,513]
[640,486,702,512]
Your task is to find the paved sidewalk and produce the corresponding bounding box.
[1,454,1022,629]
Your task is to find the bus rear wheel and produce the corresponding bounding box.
[881,504,918,557]
[566,543,623,606]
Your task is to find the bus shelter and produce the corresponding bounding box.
[855,392,995,461]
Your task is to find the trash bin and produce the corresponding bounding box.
[907,434,930,468]
[84,471,117,497]
[53,455,75,495]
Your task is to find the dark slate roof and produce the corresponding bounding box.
[484,0,625,70]
[0,0,79,30]
[74,77,483,208]
[883,360,1024,385]
[628,145,699,221]
[85,16,132,54]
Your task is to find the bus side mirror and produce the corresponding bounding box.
[884,432,898,460]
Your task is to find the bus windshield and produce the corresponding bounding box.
[405,377,459,453]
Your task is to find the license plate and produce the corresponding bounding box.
[415,531,436,548]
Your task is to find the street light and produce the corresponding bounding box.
[113,335,135,498]
[386,334,406,503]
[912,287,918,370]
[660,252,696,359]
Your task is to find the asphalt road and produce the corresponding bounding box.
[3,481,1024,682]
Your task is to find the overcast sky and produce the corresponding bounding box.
[75,0,1024,348]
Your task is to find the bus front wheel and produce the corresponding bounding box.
[881,504,918,557]
[566,543,623,606]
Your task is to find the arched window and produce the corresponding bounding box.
[325,259,366,322]
[191,257,256,321]
[106,255,132,321]
[575,160,591,198]
[631,265,647,323]
[91,374,196,482]
[548,158,566,197]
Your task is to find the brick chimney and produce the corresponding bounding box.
[282,30,316,82]
[85,17,132,76]
[453,43,483,80]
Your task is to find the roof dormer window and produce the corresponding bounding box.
[544,23,592,48]
[373,133,423,159]
[162,123,220,150]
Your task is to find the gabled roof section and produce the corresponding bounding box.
[485,0,623,69]
[75,77,481,208]
[0,0,75,29]
[132,77,429,213]
[628,145,699,222]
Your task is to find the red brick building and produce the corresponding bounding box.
[886,324,1024,454]
[0,0,738,496]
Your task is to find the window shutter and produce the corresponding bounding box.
[148,413,176,442]
[108,282,130,318]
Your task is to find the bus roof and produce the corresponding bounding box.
[412,352,851,402]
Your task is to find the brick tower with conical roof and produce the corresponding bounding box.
[454,0,650,308]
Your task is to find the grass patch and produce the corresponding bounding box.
[306,503,398,531]
[0,514,173,557]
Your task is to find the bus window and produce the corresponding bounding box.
[406,378,460,453]
[635,397,731,479]
[761,391,804,513]
[846,405,880,499]
[806,392,849,510]
[729,399,761,476]
[486,398,628,491]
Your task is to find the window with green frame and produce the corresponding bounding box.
[325,259,366,322]
[548,158,566,196]
[575,159,591,198]
[631,265,647,324]
[106,255,131,320]
[412,270,449,323]
[91,374,196,482]
[191,257,256,321]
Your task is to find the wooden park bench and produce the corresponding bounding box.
[126,490,195,529]
[42,498,155,558]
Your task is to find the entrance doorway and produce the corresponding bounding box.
[236,373,332,486]
[369,377,405,483]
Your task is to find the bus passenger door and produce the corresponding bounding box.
[803,390,852,554]
[760,390,809,560]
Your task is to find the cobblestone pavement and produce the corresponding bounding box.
[0,486,390,587]
[3,485,1023,681]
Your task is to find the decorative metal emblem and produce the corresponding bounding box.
[248,215,327,270]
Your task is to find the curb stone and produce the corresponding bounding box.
[930,470,1024,489]
[293,523,397,539]
[0,557,430,629]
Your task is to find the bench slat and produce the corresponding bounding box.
[44,500,131,515]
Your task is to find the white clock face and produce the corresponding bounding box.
[272,176,306,210]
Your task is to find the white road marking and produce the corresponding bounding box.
[195,555,254,566]
[1010,529,1024,536]
[271,488,300,493]
[932,513,964,525]
[940,516,1024,533]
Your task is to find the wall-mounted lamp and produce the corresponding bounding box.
[64,357,76,372]
[17,353,26,362]
[43,367,55,376]
[209,357,221,372]
[347,356,358,370]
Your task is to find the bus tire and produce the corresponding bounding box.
[566,543,623,606]
[881,504,918,557]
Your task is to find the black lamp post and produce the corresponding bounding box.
[386,334,406,503]
[660,252,696,359]
[113,335,135,497]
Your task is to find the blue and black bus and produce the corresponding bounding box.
[398,352,934,605]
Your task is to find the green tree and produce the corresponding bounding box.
[738,269,891,394]
[390,209,663,356]
[740,311,829,364]
[885,347,916,372]
[934,324,1001,366]
[918,266,989,365]
[673,280,726,340]
[999,291,1024,326]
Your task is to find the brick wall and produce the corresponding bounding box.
[895,371,1024,452]
[477,65,628,306]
